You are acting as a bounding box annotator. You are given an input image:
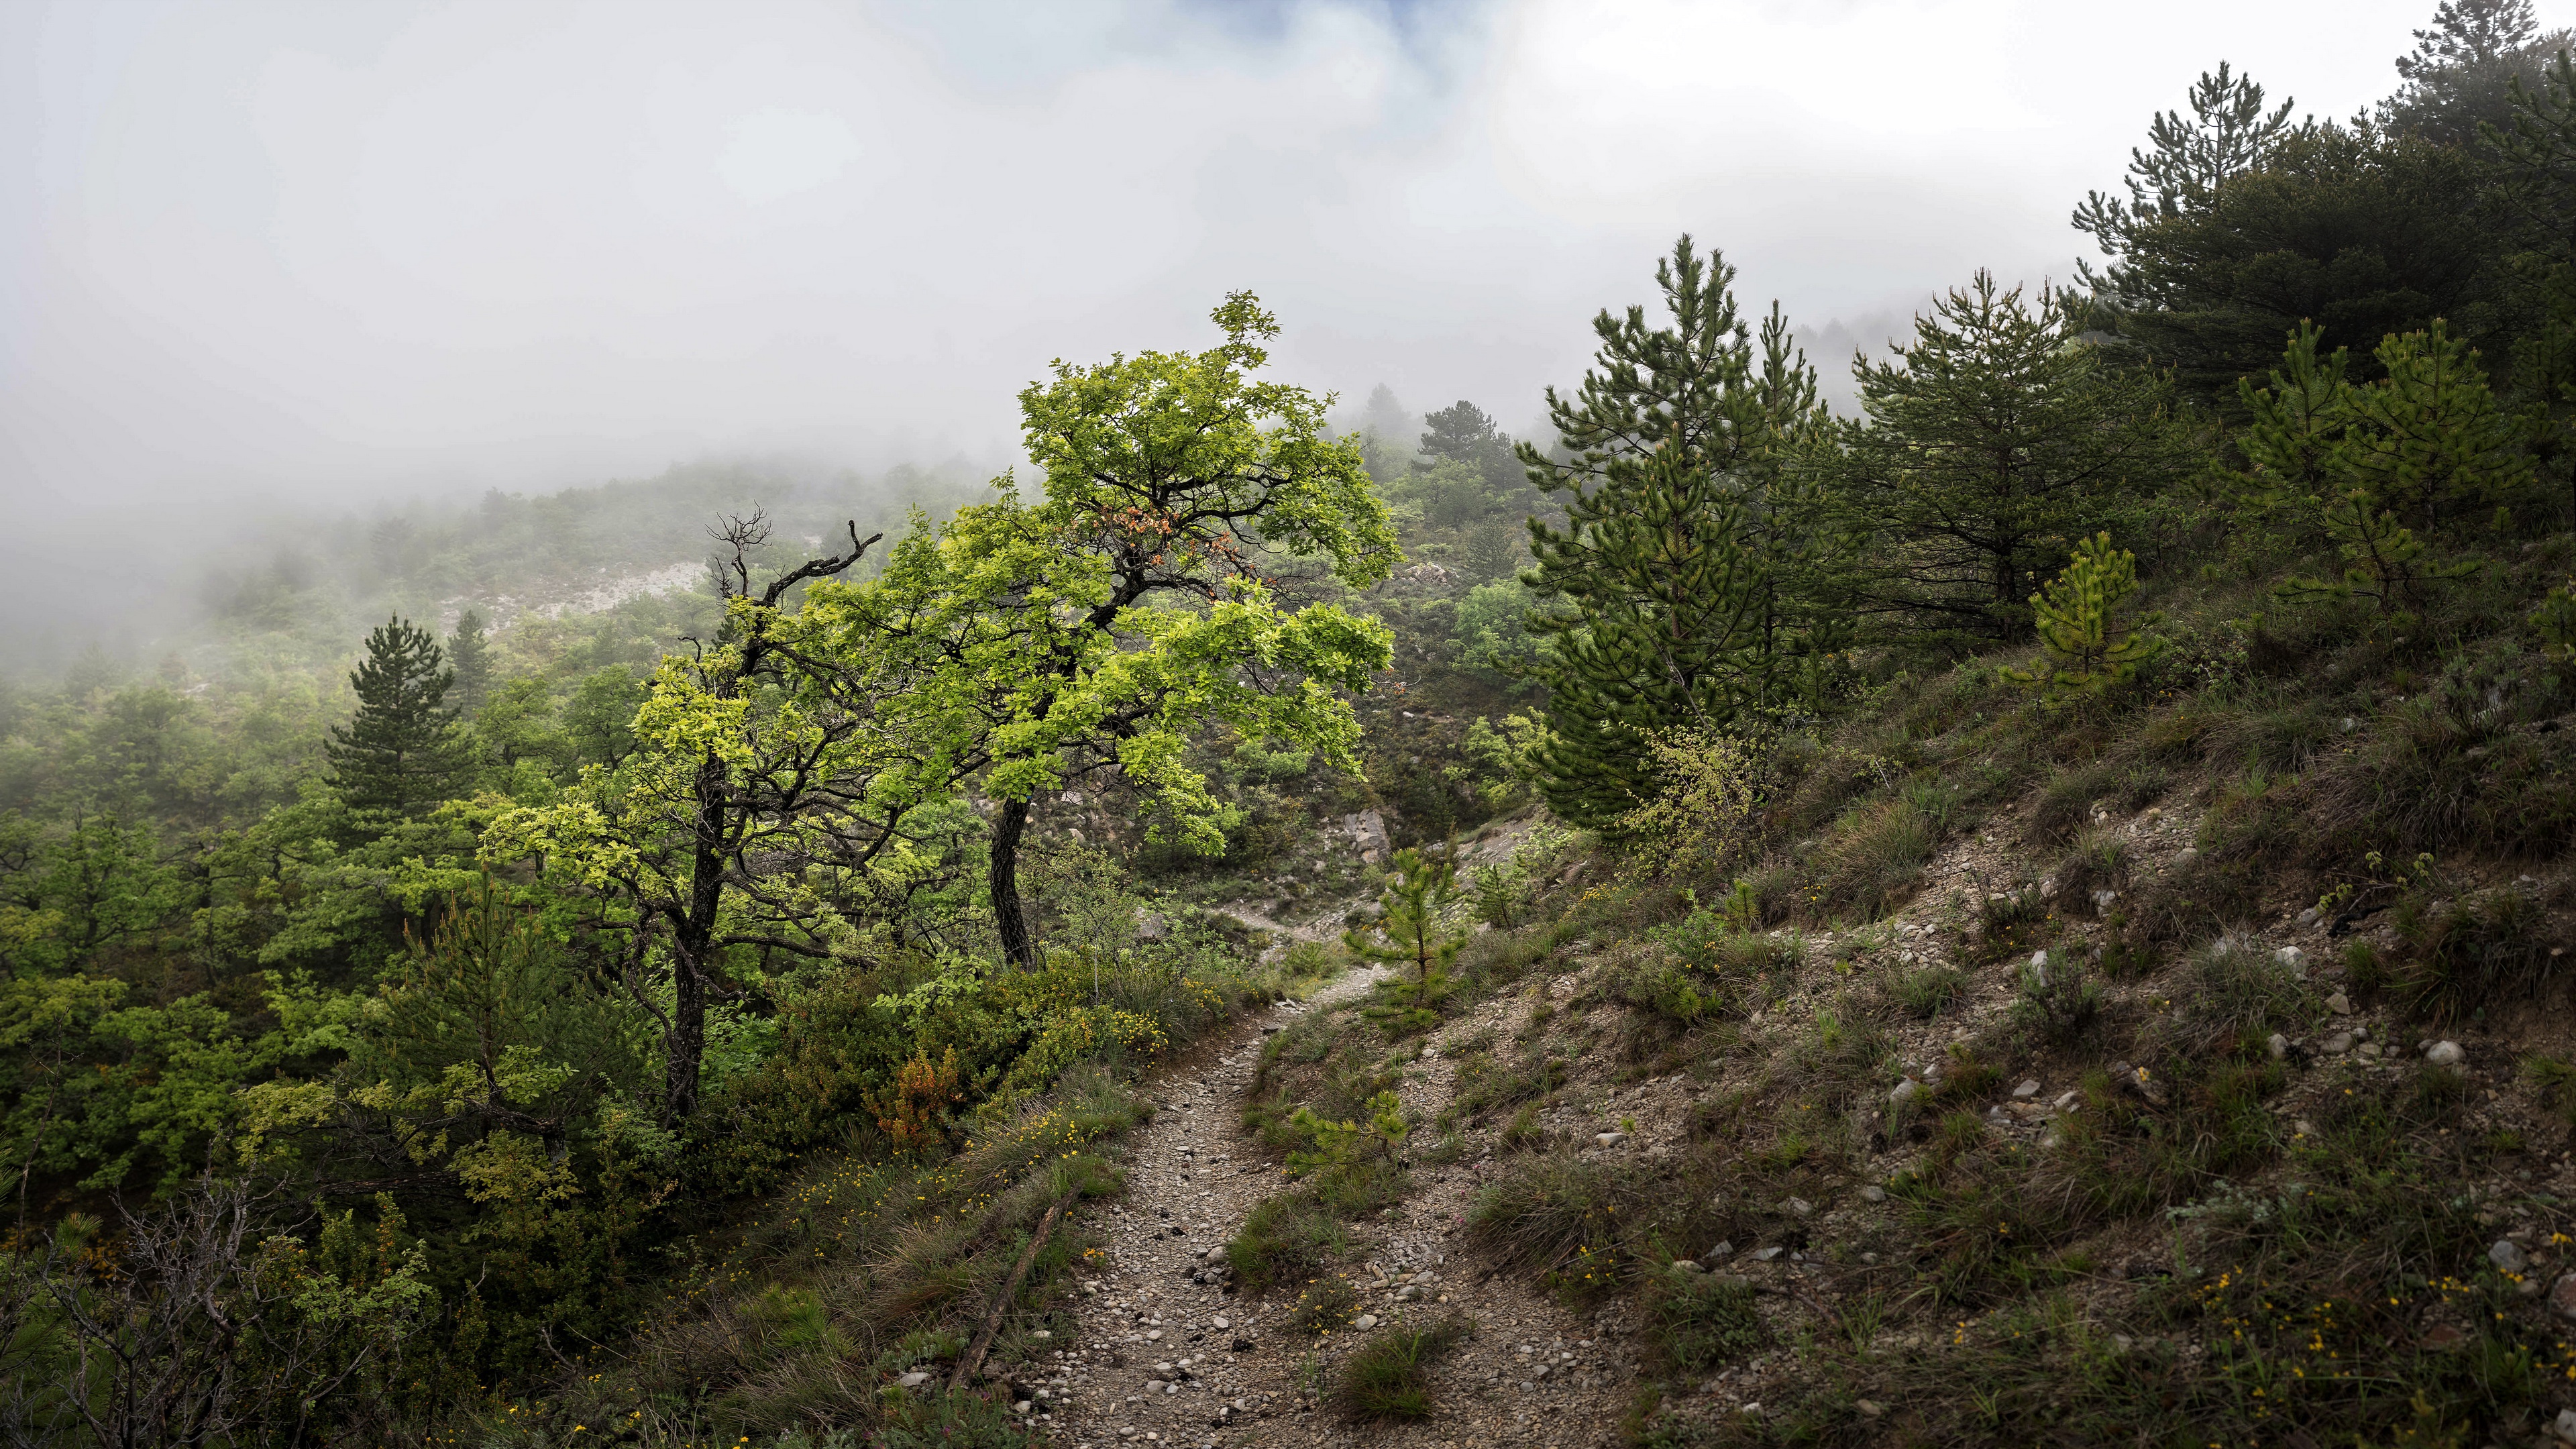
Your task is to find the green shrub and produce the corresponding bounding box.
[1330,1315,1473,1421]
[2008,947,2104,1046]
[1466,1154,1631,1277]
[1976,885,2053,961]
[2158,939,2316,1057]
[1893,963,1967,1019]
[1813,797,1937,922]
[2522,1054,2576,1129]
[2395,885,2558,1025]
[1647,1271,1766,1371]
[2052,827,2129,907]
[1226,1194,1349,1292]
[2029,758,2123,843]
[1287,1274,1361,1335]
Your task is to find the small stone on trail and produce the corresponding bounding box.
[1890,1078,1921,1105]
[2320,1032,2355,1054]
[1352,1314,1379,1330]
[2266,1033,2288,1060]
[1212,1316,1230,1329]
[1856,1399,1885,1418]
[1861,1186,1887,1203]
[2490,1239,2530,1273]
[2012,1079,2040,1099]
[1671,1259,1705,1273]
[2425,1040,2465,1068]
[2275,946,2305,973]
[1751,1247,1784,1262]
[1785,1197,1813,1216]
[2297,907,2320,926]
[1597,1131,1627,1146]
[2326,991,2352,1015]
[898,1372,930,1387]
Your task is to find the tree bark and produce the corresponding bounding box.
[665,749,729,1122]
[990,796,1034,970]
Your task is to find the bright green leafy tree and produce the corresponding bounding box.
[798,294,1397,970]
[484,516,911,1122]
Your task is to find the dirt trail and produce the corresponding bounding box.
[1020,963,1643,1449]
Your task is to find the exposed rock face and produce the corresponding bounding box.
[1335,810,1391,863]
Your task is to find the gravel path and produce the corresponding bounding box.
[1026,967,1642,1449]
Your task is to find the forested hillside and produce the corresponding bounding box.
[7,4,2576,1447]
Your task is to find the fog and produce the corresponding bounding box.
[0,0,2479,559]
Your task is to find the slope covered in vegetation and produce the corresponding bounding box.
[8,5,2576,1447]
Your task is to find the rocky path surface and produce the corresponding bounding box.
[1027,966,1642,1449]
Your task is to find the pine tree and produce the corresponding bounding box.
[2341,319,2535,527]
[1525,437,1765,826]
[2006,533,2166,696]
[1344,846,1465,1036]
[2238,321,2523,618]
[1819,271,2186,649]
[2386,0,2567,145]
[2399,0,2541,82]
[1519,235,1834,827]
[2233,321,2357,516]
[2074,62,2296,270]
[447,609,492,717]
[326,616,467,820]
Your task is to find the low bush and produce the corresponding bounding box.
[1466,1153,1633,1281]
[2394,885,2560,1026]
[2008,948,2104,1046]
[1287,1273,1360,1335]
[1226,1194,1349,1292]
[2156,938,2316,1057]
[1974,885,2053,962]
[1811,797,1937,922]
[1891,963,1967,1019]
[1331,1314,1473,1422]
[1646,1271,1766,1372]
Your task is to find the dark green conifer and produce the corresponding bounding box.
[327,616,467,820]
[1818,272,2186,648]
[448,608,492,717]
[1517,235,1833,827]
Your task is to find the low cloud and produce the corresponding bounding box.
[0,0,2459,516]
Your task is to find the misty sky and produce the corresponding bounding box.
[0,0,2514,515]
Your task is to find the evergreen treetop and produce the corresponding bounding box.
[2006,533,2167,696]
[2074,61,2296,269]
[326,616,466,821]
[1820,272,2187,648]
[1517,236,1836,828]
[448,609,492,717]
